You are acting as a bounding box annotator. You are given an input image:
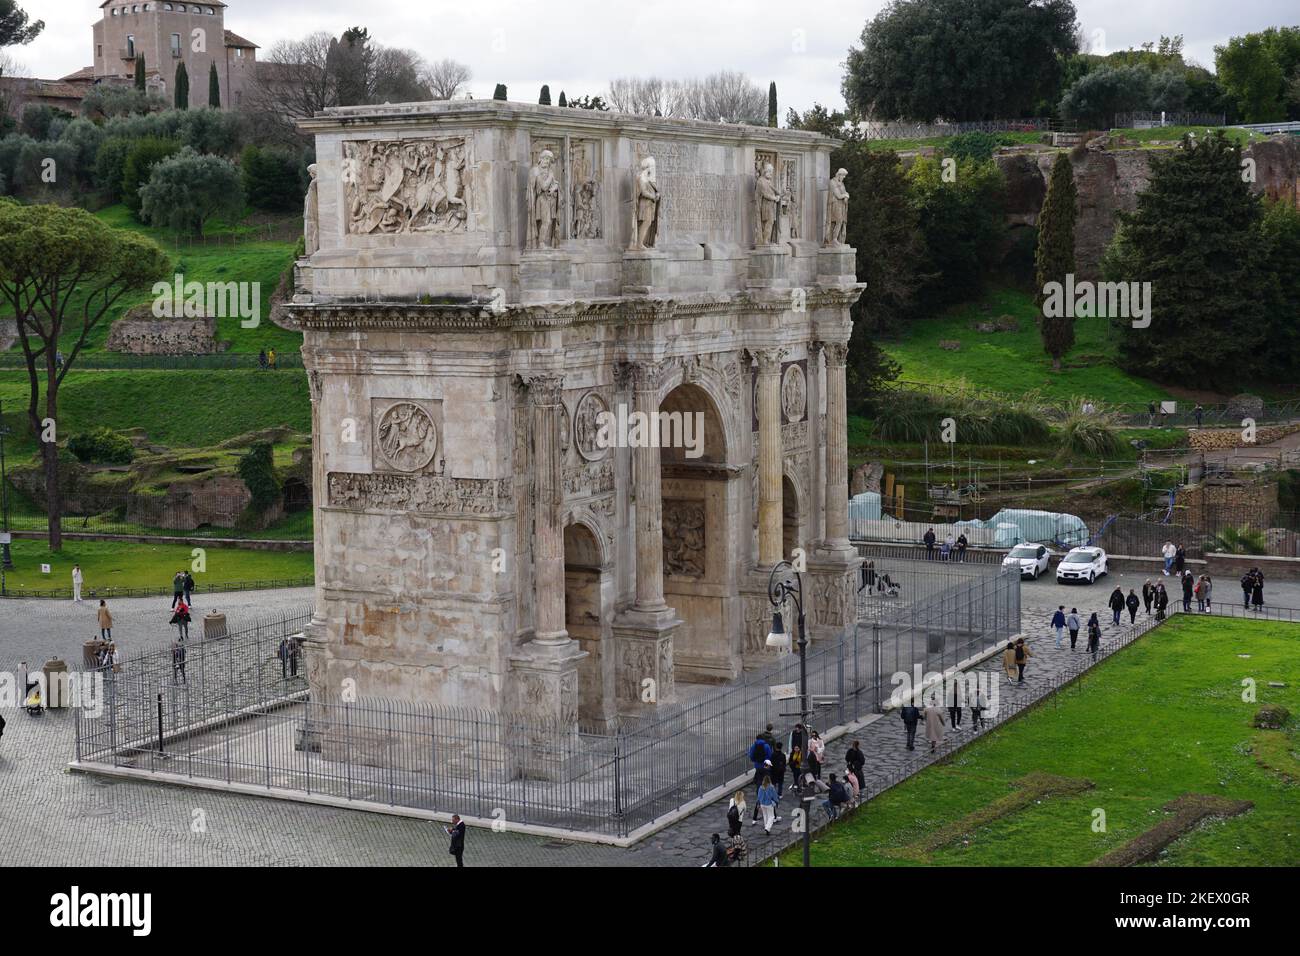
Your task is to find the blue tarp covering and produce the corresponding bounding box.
[849,492,883,522]
[954,509,1089,548]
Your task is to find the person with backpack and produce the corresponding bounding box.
[1013,638,1032,684]
[746,735,771,824]
[769,742,788,797]
[726,791,746,838]
[899,698,921,750]
[1241,571,1254,609]
[1125,588,1140,624]
[183,570,196,607]
[823,774,849,821]
[1087,613,1102,661]
[170,599,192,640]
[1067,608,1081,650]
[1108,587,1125,626]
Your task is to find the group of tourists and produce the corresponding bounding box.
[921,528,968,562]
[1240,568,1267,610]
[1049,606,1103,659]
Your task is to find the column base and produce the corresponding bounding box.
[610,613,679,715]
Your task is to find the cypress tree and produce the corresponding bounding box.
[174,61,189,110]
[768,82,778,127]
[539,84,551,105]
[134,54,146,91]
[558,90,567,108]
[209,62,221,108]
[1035,153,1077,372]
[493,83,507,101]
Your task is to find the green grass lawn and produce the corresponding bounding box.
[1,204,302,355]
[0,369,310,457]
[1107,125,1265,149]
[781,616,1300,866]
[863,130,1046,153]
[881,286,1171,404]
[1,539,313,596]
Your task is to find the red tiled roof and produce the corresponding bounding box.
[224,29,258,49]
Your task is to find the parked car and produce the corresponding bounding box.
[1056,546,1109,584]
[1002,543,1052,579]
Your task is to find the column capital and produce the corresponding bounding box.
[522,372,565,405]
[624,359,670,393]
[751,348,784,375]
[821,342,850,367]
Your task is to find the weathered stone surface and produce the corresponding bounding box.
[106,310,218,355]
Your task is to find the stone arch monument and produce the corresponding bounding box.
[289,101,864,729]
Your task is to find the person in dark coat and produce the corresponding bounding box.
[1155,583,1169,621]
[1125,589,1140,624]
[1181,571,1194,612]
[1241,571,1254,609]
[1087,613,1101,660]
[445,815,466,867]
[183,571,195,607]
[956,533,968,562]
[1174,545,1186,576]
[172,641,187,683]
[1108,587,1125,625]
[705,832,730,867]
[899,699,921,750]
[770,742,788,797]
[1251,569,1265,610]
[845,740,866,792]
[170,599,192,640]
[726,791,745,837]
[947,677,963,729]
[1141,580,1155,615]
[746,734,772,822]
[923,527,936,559]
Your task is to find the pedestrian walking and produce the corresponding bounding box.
[278,637,292,679]
[1142,579,1154,615]
[183,570,195,607]
[1194,575,1207,613]
[727,792,746,837]
[171,570,186,609]
[845,740,866,792]
[757,775,779,833]
[807,730,825,779]
[258,349,268,370]
[947,676,963,730]
[899,699,921,750]
[956,533,968,562]
[171,641,187,683]
[1126,588,1140,624]
[97,599,113,640]
[970,684,986,730]
[1108,586,1125,626]
[746,734,772,823]
[170,599,191,640]
[71,565,83,603]
[787,745,803,787]
[1202,574,1212,612]
[445,814,466,867]
[1181,571,1194,613]
[770,742,787,797]
[1193,403,1204,428]
[1155,582,1169,621]
[1051,605,1066,648]
[267,348,278,370]
[924,697,946,753]
[1161,541,1175,575]
[1014,638,1032,683]
[1087,613,1101,661]
[1067,608,1081,650]
[1001,642,1018,685]
[705,832,730,867]
[923,527,936,560]
[1241,571,1254,609]
[788,722,806,760]
[1251,569,1265,611]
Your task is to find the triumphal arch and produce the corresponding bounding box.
[289,100,863,730]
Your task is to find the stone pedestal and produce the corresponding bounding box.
[520,250,573,303]
[816,246,857,287]
[747,245,790,290]
[622,250,668,294]
[509,639,588,725]
[805,552,860,645]
[611,608,679,714]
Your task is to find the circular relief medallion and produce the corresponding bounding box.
[781,364,807,423]
[376,402,438,472]
[573,390,611,462]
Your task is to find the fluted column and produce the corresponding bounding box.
[823,342,850,548]
[632,362,668,612]
[528,373,569,644]
[305,365,328,630]
[756,349,784,566]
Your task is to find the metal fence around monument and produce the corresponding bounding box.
[72,565,1020,839]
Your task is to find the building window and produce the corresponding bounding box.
[164,3,173,8]
[177,3,186,11]
[171,33,181,57]
[132,4,139,12]
[112,8,119,15]
[126,35,135,57]
[235,48,243,58]
[97,44,103,59]
[206,6,215,13]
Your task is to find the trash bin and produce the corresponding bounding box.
[42,659,69,709]
[82,640,108,669]
[203,612,227,640]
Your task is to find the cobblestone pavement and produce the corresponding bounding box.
[2,570,1295,867]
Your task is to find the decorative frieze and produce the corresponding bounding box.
[342,138,470,235]
[663,498,707,578]
[327,472,513,515]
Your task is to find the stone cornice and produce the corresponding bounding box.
[301,99,842,150]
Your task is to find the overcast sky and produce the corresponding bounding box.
[11,1,1299,112]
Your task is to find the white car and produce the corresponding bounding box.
[1002,543,1052,580]
[1056,546,1108,584]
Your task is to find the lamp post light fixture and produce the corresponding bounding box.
[767,559,811,867]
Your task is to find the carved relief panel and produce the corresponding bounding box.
[371,398,442,474]
[342,137,471,235]
[662,498,707,578]
[569,138,602,239]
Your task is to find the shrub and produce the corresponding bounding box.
[11,139,79,195]
[945,131,1002,162]
[1209,526,1268,555]
[68,428,135,465]
[867,389,1051,446]
[81,85,168,120]
[1057,411,1122,457]
[240,144,304,212]
[1253,704,1291,730]
[0,133,35,195]
[94,136,134,200]
[237,442,281,514]
[140,147,244,236]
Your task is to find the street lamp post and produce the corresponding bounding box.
[766,559,811,867]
